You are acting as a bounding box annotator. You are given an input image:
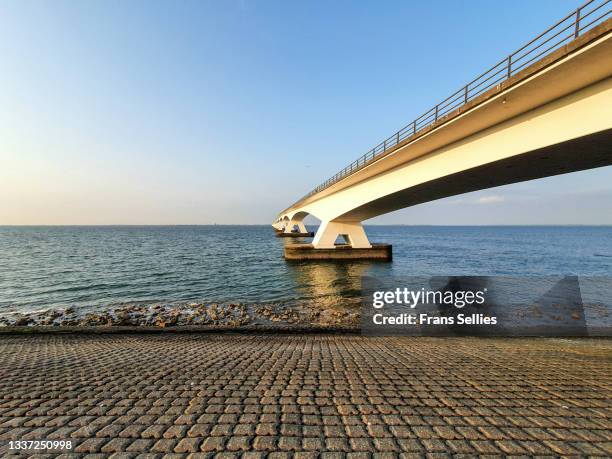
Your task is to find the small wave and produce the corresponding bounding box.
[594,253,612,258]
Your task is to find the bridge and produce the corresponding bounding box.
[274,1,612,259]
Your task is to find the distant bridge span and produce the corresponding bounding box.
[274,5,612,250]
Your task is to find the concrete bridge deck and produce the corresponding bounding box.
[274,3,612,259]
[0,333,610,457]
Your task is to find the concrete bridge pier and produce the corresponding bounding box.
[284,220,392,260]
[290,219,308,234]
[275,216,315,238]
[311,221,371,249]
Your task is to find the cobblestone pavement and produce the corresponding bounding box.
[0,334,610,458]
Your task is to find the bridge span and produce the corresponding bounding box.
[274,2,612,258]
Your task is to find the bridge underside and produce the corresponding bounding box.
[277,72,611,252]
[342,128,612,222]
[284,128,612,254]
[275,25,612,257]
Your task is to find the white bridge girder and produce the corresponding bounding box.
[275,28,612,250]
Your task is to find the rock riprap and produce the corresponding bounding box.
[0,302,360,329]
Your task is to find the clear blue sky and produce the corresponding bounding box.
[1,0,610,224]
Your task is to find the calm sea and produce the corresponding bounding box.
[1,225,611,314]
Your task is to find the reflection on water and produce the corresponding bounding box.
[0,225,611,314]
[284,237,372,310]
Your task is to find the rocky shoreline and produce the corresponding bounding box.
[0,302,360,329]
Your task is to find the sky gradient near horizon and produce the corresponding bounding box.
[1,0,611,225]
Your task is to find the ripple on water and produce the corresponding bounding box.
[0,225,611,314]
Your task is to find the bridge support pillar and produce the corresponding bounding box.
[276,218,315,238]
[284,220,390,260]
[284,220,307,234]
[312,221,372,249]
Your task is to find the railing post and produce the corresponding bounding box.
[298,3,610,200]
[574,7,581,37]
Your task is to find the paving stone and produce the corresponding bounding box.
[209,424,233,436]
[213,451,240,459]
[278,436,301,451]
[420,439,448,452]
[119,425,147,438]
[372,453,400,459]
[151,439,178,453]
[541,439,582,455]
[349,438,373,451]
[163,425,188,439]
[142,424,169,439]
[224,436,251,451]
[241,453,265,459]
[302,437,325,451]
[279,424,300,436]
[251,436,276,451]
[0,334,609,457]
[293,453,318,459]
[373,437,400,452]
[321,453,346,459]
[123,439,153,453]
[268,453,293,459]
[101,438,133,453]
[396,438,425,453]
[74,438,108,453]
[174,437,202,453]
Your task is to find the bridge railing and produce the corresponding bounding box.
[299,0,611,203]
